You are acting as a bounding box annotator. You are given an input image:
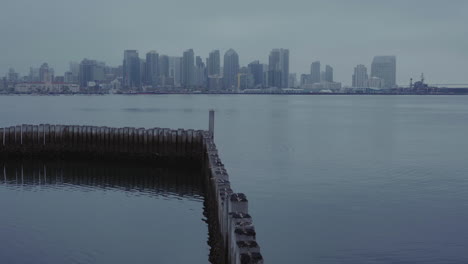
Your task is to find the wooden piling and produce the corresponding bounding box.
[76,126,82,153]
[62,125,69,152]
[138,128,145,155]
[28,125,33,149]
[123,127,130,154]
[55,125,62,149]
[0,128,4,150]
[155,128,161,156]
[21,125,27,146]
[171,130,177,157]
[15,125,21,145]
[209,109,215,139]
[44,124,50,145]
[38,124,44,146]
[0,110,263,263]
[32,125,38,147]
[186,129,193,158]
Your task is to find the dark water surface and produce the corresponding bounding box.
[0,159,207,264]
[1,95,468,263]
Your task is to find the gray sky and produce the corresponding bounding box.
[1,0,467,86]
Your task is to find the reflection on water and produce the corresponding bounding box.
[1,160,205,200]
[0,159,210,264]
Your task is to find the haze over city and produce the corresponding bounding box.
[1,0,467,85]
[2,1,468,263]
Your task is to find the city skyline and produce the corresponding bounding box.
[2,47,464,87]
[1,0,467,85]
[2,48,400,89]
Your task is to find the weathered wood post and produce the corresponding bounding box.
[0,128,4,151]
[209,109,215,139]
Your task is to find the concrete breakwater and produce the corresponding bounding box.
[0,110,263,264]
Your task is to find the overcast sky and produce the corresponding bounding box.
[1,0,467,86]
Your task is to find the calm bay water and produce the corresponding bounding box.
[1,95,468,263]
[0,160,208,264]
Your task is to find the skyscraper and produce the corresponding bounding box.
[223,49,239,90]
[181,49,195,87]
[69,62,80,83]
[248,60,264,88]
[145,51,159,86]
[123,50,141,89]
[159,55,170,80]
[207,50,221,76]
[7,68,18,83]
[268,49,289,88]
[169,56,181,86]
[29,67,40,82]
[140,59,146,85]
[79,59,96,87]
[262,64,269,87]
[352,64,368,88]
[371,56,396,88]
[325,65,333,83]
[39,63,54,83]
[195,56,206,87]
[237,67,253,90]
[78,59,105,87]
[310,61,320,84]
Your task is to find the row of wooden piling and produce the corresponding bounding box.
[0,110,263,263]
[202,131,263,264]
[0,124,204,159]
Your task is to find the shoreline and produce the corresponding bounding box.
[1,92,467,96]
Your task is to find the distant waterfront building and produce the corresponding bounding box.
[29,67,40,82]
[300,74,310,86]
[302,81,342,91]
[237,66,254,90]
[325,65,333,83]
[145,51,159,86]
[288,73,297,88]
[69,62,80,82]
[39,63,54,83]
[352,64,368,88]
[268,48,289,88]
[181,49,195,87]
[78,59,105,87]
[195,56,207,87]
[208,75,223,91]
[371,56,396,88]
[223,49,239,90]
[310,61,321,84]
[159,55,170,84]
[79,59,94,87]
[14,82,79,93]
[247,60,264,88]
[169,56,182,86]
[366,76,385,89]
[7,68,19,83]
[0,77,6,90]
[262,64,269,88]
[54,76,65,83]
[140,59,146,85]
[207,50,221,76]
[123,50,141,89]
[64,71,74,83]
